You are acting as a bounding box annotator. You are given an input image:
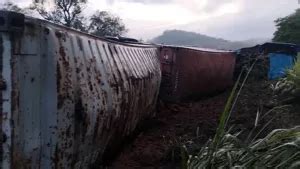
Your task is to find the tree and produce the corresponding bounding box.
[30,1,127,37]
[31,0,88,31]
[88,11,127,37]
[273,9,300,44]
[0,1,27,13]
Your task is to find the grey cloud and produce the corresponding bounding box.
[202,0,236,12]
[106,0,115,5]
[126,0,172,3]
[106,0,172,5]
[175,0,299,41]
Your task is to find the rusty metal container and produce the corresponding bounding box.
[0,11,161,168]
[159,46,235,102]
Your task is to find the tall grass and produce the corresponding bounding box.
[184,59,300,169]
[187,126,300,168]
[287,59,300,91]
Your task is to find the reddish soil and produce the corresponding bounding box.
[109,92,230,169]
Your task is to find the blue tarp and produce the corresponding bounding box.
[268,53,294,80]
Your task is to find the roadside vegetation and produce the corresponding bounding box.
[183,60,300,169]
[286,60,300,96]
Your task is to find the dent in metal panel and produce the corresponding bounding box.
[131,48,146,127]
[108,44,126,119]
[116,46,138,134]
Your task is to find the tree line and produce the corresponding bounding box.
[1,1,299,45]
[0,0,127,37]
[273,8,300,45]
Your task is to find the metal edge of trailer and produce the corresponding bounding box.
[0,10,162,168]
[0,10,25,169]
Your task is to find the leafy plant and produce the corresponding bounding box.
[184,60,300,169]
[287,60,300,92]
[187,126,300,169]
[273,8,300,44]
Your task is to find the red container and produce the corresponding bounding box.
[159,46,236,102]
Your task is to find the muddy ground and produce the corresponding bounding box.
[106,71,299,169]
[109,92,229,169]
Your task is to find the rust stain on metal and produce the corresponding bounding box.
[1,11,161,168]
[159,46,236,102]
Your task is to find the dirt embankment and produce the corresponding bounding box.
[229,64,300,139]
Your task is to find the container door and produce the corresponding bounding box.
[1,32,13,169]
[268,53,294,80]
[160,48,176,100]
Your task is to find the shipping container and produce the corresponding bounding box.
[159,46,235,102]
[0,11,161,168]
[237,42,298,80]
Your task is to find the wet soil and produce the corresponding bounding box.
[109,92,230,169]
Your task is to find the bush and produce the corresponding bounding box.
[287,60,300,93]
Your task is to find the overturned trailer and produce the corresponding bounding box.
[0,11,161,168]
[159,46,236,102]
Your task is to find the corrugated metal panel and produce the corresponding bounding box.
[159,46,236,102]
[0,11,161,168]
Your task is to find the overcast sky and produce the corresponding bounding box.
[1,0,300,41]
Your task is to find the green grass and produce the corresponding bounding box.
[187,126,300,168]
[184,59,300,169]
[287,60,300,91]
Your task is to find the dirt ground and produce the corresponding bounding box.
[108,92,229,169]
[106,67,299,169]
[229,70,300,139]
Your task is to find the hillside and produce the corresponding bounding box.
[151,30,269,50]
